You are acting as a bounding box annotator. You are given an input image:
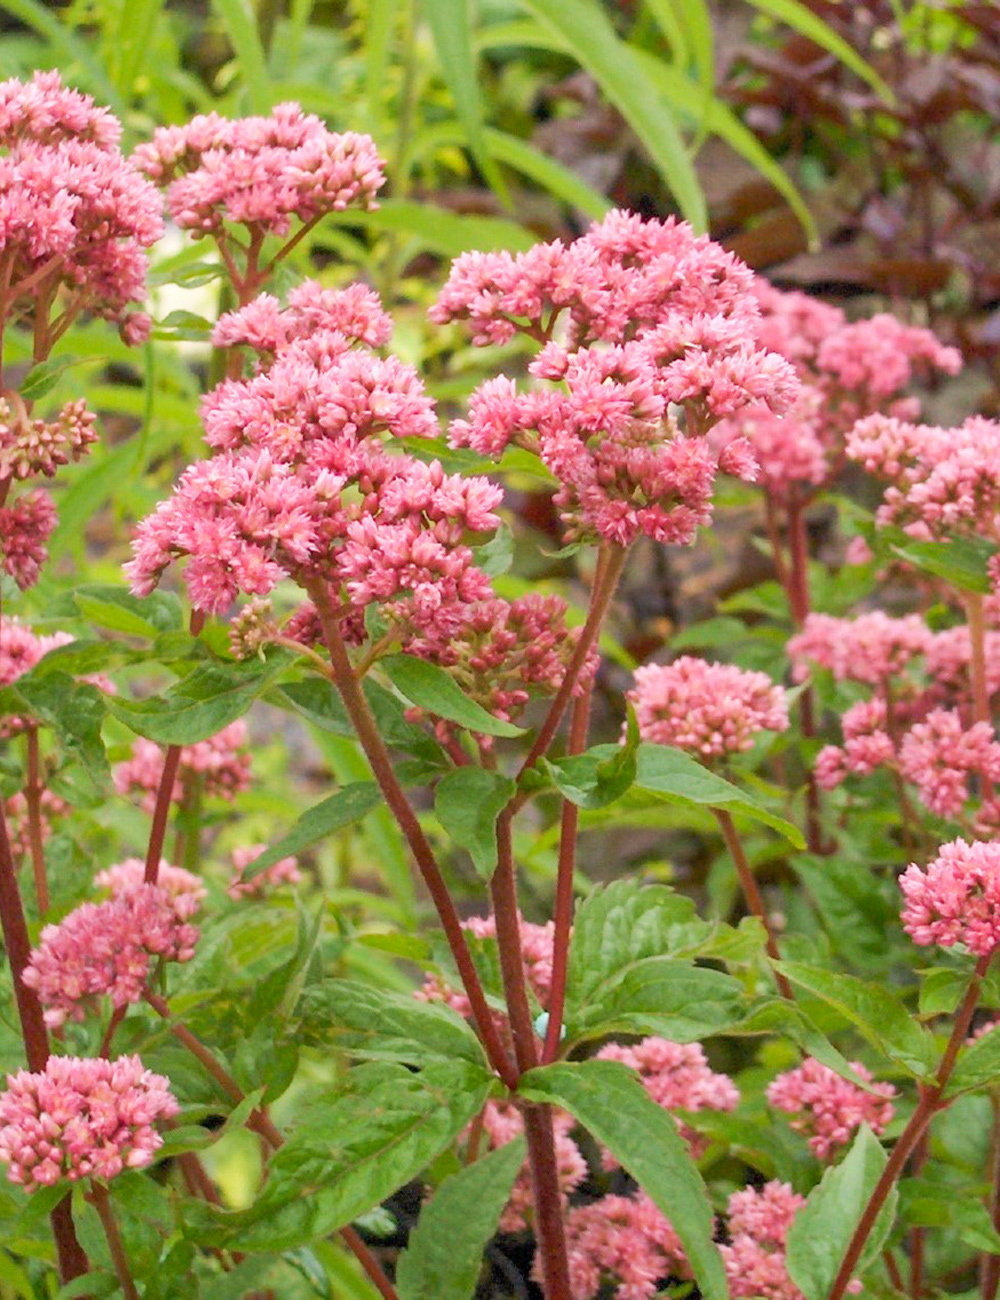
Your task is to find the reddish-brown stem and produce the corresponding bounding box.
[543,688,593,1064]
[763,493,791,594]
[828,951,993,1300]
[966,593,992,728]
[883,1248,905,1293]
[908,1131,928,1298]
[491,815,572,1300]
[464,1106,486,1165]
[142,990,398,1298]
[178,1150,222,1206]
[512,545,626,808]
[24,724,49,914]
[143,745,181,885]
[90,1182,139,1300]
[786,499,823,851]
[100,1005,128,1058]
[0,761,88,1285]
[714,809,794,1000]
[305,578,517,1088]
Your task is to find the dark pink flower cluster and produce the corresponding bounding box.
[900,838,1000,955]
[720,1181,822,1300]
[132,103,384,238]
[0,1055,177,1189]
[24,874,201,1027]
[0,489,58,589]
[846,413,1000,546]
[403,594,598,731]
[596,1037,739,1159]
[434,210,799,547]
[128,283,501,635]
[716,282,960,497]
[628,657,788,759]
[113,720,251,813]
[766,1057,896,1160]
[0,397,97,480]
[0,71,162,334]
[227,844,302,899]
[474,1100,586,1234]
[556,1191,689,1300]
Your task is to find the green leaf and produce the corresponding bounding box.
[748,0,895,104]
[365,0,400,129]
[889,535,994,595]
[113,0,165,92]
[241,783,382,881]
[777,962,937,1078]
[540,707,639,810]
[946,1024,1000,1097]
[297,979,488,1067]
[19,355,87,402]
[397,1138,525,1300]
[422,0,509,205]
[71,584,184,638]
[0,0,125,114]
[107,654,290,746]
[0,674,108,787]
[514,0,705,228]
[434,768,515,878]
[328,200,534,256]
[785,1125,897,1300]
[381,654,523,738]
[470,524,514,578]
[900,1176,1000,1253]
[199,1061,494,1251]
[212,0,272,112]
[635,743,805,847]
[519,1060,728,1300]
[481,130,610,220]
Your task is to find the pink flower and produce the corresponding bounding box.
[554,1191,690,1300]
[133,104,384,237]
[628,657,788,759]
[900,838,1000,955]
[0,397,97,481]
[214,280,392,355]
[475,1100,586,1234]
[228,844,302,898]
[0,1054,178,1189]
[898,710,1000,818]
[767,1058,896,1159]
[787,611,931,686]
[596,1037,738,1160]
[0,489,58,589]
[94,858,206,919]
[24,883,201,1027]
[0,616,72,687]
[114,720,252,812]
[418,913,556,1018]
[720,1181,818,1300]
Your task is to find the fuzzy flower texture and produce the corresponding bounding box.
[0,1055,177,1189]
[767,1057,896,1160]
[900,838,1000,956]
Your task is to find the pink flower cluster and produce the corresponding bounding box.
[788,611,932,686]
[720,1181,820,1300]
[716,282,960,497]
[0,71,162,335]
[476,1100,586,1234]
[434,210,799,547]
[24,869,201,1027]
[127,281,502,633]
[0,616,72,688]
[94,857,206,913]
[596,1037,739,1159]
[556,1191,689,1300]
[114,720,251,813]
[418,913,556,1019]
[403,594,598,732]
[0,489,58,589]
[766,1057,896,1160]
[846,413,1000,546]
[3,788,68,861]
[900,838,1000,956]
[227,844,302,899]
[213,279,392,356]
[133,104,384,238]
[628,657,788,759]
[0,397,97,481]
[0,1055,177,1189]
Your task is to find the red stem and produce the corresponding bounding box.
[714,809,794,1001]
[828,950,993,1300]
[304,578,518,1089]
[143,745,181,884]
[90,1183,139,1300]
[24,725,49,914]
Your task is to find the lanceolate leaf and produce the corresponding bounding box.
[434,768,516,879]
[381,654,524,738]
[519,1060,729,1300]
[396,1139,526,1300]
[242,783,382,880]
[748,0,895,104]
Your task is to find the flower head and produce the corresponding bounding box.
[475,1100,586,1234]
[114,721,251,812]
[900,838,1000,955]
[228,844,302,899]
[767,1058,896,1159]
[0,1054,178,1189]
[0,489,58,589]
[628,657,788,759]
[554,1191,690,1300]
[720,1181,819,1300]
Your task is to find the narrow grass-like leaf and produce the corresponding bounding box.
[212,0,272,112]
[0,0,124,112]
[364,0,400,129]
[242,783,382,880]
[114,0,165,94]
[748,0,894,103]
[513,0,707,228]
[328,199,534,255]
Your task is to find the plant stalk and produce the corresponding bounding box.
[714,809,793,1000]
[23,725,49,914]
[90,1183,139,1300]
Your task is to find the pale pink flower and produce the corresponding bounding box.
[476,1100,586,1234]
[898,710,1000,818]
[214,280,392,355]
[787,611,931,686]
[0,1054,178,1189]
[417,913,556,1023]
[900,838,1000,955]
[113,721,251,812]
[228,844,301,898]
[3,789,69,861]
[94,858,206,920]
[628,657,788,759]
[24,884,201,1027]
[720,1181,815,1300]
[596,1038,738,1160]
[767,1058,896,1159]
[0,617,73,687]
[553,1191,690,1300]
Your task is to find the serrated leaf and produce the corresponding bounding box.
[0,674,108,787]
[519,1060,728,1300]
[241,783,382,881]
[396,1139,525,1300]
[434,768,515,878]
[635,743,804,847]
[540,707,639,811]
[785,1125,897,1300]
[889,535,995,594]
[381,654,523,738]
[946,1024,1000,1097]
[297,979,487,1067]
